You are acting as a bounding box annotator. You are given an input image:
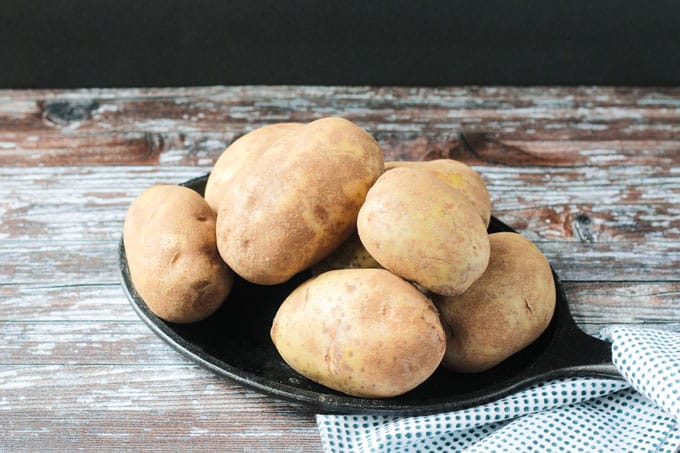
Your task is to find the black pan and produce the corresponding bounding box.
[119,174,621,415]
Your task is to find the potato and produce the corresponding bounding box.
[385,159,491,226]
[357,167,490,296]
[311,231,382,275]
[270,269,446,398]
[434,232,556,372]
[123,185,233,323]
[216,117,384,285]
[204,123,303,212]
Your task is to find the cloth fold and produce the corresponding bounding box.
[317,327,680,452]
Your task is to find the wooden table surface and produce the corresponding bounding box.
[1,86,679,451]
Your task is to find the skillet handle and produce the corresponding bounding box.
[551,325,621,379]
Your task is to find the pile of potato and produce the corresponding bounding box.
[123,117,556,398]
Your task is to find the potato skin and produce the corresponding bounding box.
[204,123,303,212]
[357,167,490,296]
[270,269,446,398]
[434,232,556,372]
[123,185,233,323]
[385,159,491,227]
[216,117,384,285]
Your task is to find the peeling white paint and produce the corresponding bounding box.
[93,103,120,114]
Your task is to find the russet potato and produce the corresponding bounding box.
[270,269,446,398]
[204,123,303,213]
[384,159,491,227]
[216,117,384,285]
[123,185,233,323]
[434,232,556,372]
[357,167,490,296]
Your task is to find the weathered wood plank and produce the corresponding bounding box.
[494,204,680,242]
[2,131,679,168]
[1,85,679,105]
[3,412,321,453]
[0,166,208,242]
[0,365,321,452]
[563,282,680,326]
[491,205,680,243]
[2,303,678,365]
[0,364,316,416]
[2,238,678,285]
[0,321,177,365]
[3,200,677,243]
[1,241,119,286]
[4,413,322,453]
[538,241,679,281]
[2,86,680,118]
[0,131,166,166]
[2,282,678,327]
[452,137,680,168]
[1,166,678,242]
[0,284,138,321]
[1,86,680,168]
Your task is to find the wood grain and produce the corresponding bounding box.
[0,365,320,452]
[1,86,678,452]
[2,86,680,166]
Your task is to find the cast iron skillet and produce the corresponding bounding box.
[119,174,621,415]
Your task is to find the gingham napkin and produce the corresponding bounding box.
[317,327,680,452]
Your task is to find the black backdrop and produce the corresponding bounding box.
[2,0,679,88]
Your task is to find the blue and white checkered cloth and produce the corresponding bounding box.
[317,327,680,452]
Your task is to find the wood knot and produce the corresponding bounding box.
[42,100,99,125]
[573,213,594,243]
[575,213,591,224]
